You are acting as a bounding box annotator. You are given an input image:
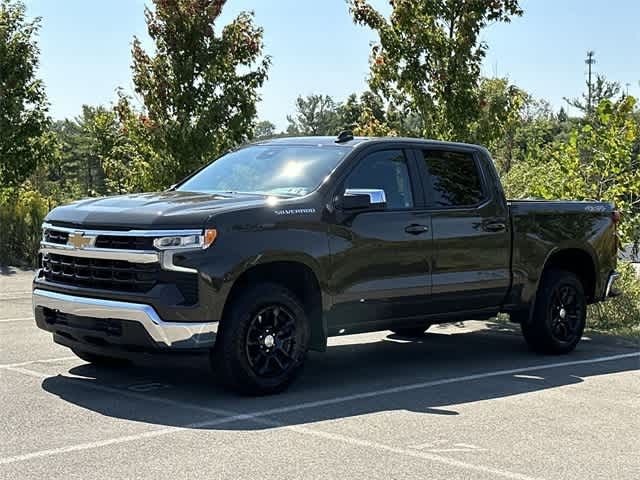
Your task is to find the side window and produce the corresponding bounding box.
[345,150,414,209]
[422,150,485,207]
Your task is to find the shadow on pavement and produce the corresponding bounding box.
[0,265,17,276]
[40,328,639,430]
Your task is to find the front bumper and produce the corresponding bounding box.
[33,289,218,354]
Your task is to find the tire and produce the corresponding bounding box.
[72,349,129,367]
[521,269,587,354]
[212,283,310,395]
[390,324,431,337]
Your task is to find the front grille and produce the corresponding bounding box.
[42,253,158,293]
[41,253,199,304]
[94,235,154,250]
[44,229,69,245]
[44,227,154,251]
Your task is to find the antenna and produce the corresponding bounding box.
[335,130,354,143]
[585,51,596,114]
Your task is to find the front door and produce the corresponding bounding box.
[327,149,433,332]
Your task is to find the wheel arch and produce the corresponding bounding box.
[540,247,598,302]
[221,259,327,352]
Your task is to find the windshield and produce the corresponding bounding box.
[177,145,350,197]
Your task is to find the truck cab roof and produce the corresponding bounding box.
[251,135,488,152]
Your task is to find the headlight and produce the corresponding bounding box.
[153,228,217,250]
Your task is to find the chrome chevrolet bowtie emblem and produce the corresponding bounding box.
[67,232,93,249]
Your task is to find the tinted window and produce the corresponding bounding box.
[422,150,484,207]
[178,145,349,197]
[345,150,414,209]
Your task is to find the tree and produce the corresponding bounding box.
[130,0,270,185]
[565,74,621,116]
[335,91,389,134]
[505,96,640,247]
[349,0,522,141]
[0,0,54,188]
[469,77,527,172]
[253,120,276,140]
[57,105,118,196]
[336,94,362,131]
[286,94,339,135]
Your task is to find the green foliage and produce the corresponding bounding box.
[348,0,522,141]
[50,106,119,197]
[588,262,640,336]
[103,94,165,194]
[0,0,55,188]
[504,96,640,246]
[286,94,339,136]
[0,187,53,266]
[253,120,276,140]
[470,78,526,167]
[471,78,574,174]
[564,74,621,116]
[131,0,270,184]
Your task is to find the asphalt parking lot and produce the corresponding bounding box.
[1,269,638,480]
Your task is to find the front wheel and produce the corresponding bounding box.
[211,283,310,395]
[521,269,587,354]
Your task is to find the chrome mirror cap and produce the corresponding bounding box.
[343,188,387,205]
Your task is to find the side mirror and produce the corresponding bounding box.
[338,188,387,210]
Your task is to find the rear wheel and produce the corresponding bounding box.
[390,324,431,337]
[212,283,310,395]
[521,269,586,354]
[72,349,129,367]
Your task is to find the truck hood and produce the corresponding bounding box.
[44,191,271,229]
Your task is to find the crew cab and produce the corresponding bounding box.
[33,135,620,394]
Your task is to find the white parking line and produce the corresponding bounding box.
[0,317,34,323]
[0,356,77,370]
[1,351,637,476]
[230,352,640,420]
[0,294,31,301]
[285,425,542,480]
[3,366,543,479]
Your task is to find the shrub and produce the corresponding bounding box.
[0,188,53,267]
[588,262,640,336]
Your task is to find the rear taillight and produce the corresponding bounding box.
[612,210,621,224]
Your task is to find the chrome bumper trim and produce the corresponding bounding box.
[32,289,216,348]
[604,271,620,299]
[39,243,160,263]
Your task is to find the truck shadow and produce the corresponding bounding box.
[40,328,639,431]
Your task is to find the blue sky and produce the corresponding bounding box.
[25,0,640,130]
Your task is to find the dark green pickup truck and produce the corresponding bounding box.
[33,135,620,394]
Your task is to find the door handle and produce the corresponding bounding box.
[405,224,430,235]
[484,221,506,232]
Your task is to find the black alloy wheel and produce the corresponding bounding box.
[212,283,310,395]
[521,268,587,354]
[245,305,298,378]
[548,284,584,344]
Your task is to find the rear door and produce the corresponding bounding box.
[327,148,433,330]
[415,148,510,314]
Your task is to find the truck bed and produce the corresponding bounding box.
[506,199,617,308]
